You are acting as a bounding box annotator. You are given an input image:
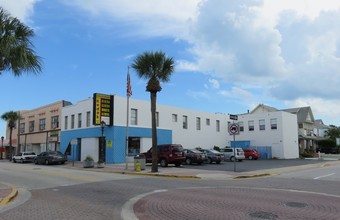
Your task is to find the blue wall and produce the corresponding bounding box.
[61,126,172,164]
[231,140,272,159]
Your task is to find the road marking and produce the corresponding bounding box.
[313,173,335,180]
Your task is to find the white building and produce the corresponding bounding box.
[60,95,301,163]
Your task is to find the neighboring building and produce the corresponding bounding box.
[60,95,229,163]
[234,104,299,159]
[5,100,72,156]
[314,119,330,138]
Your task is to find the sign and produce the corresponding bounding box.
[93,93,114,126]
[229,123,239,135]
[107,140,112,147]
[229,114,238,121]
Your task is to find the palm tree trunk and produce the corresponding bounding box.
[150,92,158,172]
[9,128,12,161]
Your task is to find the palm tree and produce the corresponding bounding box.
[0,7,42,76]
[131,51,175,172]
[1,111,19,160]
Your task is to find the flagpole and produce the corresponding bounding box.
[125,66,131,170]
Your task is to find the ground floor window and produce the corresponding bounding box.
[128,137,140,156]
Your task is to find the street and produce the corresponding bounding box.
[0,159,339,219]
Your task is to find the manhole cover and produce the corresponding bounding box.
[285,202,308,208]
[249,211,278,219]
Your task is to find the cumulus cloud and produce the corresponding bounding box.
[0,0,40,22]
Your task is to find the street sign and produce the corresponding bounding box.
[230,114,238,121]
[229,123,239,135]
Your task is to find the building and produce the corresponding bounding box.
[60,94,229,163]
[6,100,72,156]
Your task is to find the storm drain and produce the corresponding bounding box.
[285,202,308,208]
[249,211,278,219]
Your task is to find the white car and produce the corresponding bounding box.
[12,152,37,163]
[219,148,245,162]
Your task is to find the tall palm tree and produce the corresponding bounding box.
[1,111,19,160]
[131,51,175,172]
[0,7,42,76]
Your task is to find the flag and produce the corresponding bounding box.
[127,67,132,97]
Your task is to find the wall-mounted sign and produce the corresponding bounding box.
[93,93,114,126]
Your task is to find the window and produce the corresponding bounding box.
[156,112,159,127]
[183,115,188,129]
[196,117,201,130]
[64,116,68,130]
[51,116,59,129]
[172,114,177,122]
[259,119,265,130]
[271,118,277,130]
[216,120,220,132]
[20,123,25,133]
[71,115,75,129]
[248,120,254,131]
[239,121,244,132]
[131,109,137,125]
[29,121,34,132]
[78,113,82,128]
[206,118,210,126]
[39,118,46,130]
[86,111,91,127]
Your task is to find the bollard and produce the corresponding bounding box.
[135,161,141,172]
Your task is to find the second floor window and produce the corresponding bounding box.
[20,123,25,133]
[51,116,59,129]
[39,118,46,130]
[271,118,277,130]
[239,121,244,132]
[216,120,220,132]
[78,113,82,128]
[183,115,188,129]
[86,111,91,127]
[29,121,34,132]
[71,115,75,129]
[206,118,210,126]
[196,117,201,130]
[64,116,68,130]
[131,109,137,125]
[172,114,177,122]
[248,120,254,131]
[259,119,265,130]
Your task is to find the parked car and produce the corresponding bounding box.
[141,144,185,167]
[34,151,67,165]
[243,148,260,160]
[183,149,208,165]
[220,148,245,162]
[198,149,224,164]
[12,152,36,163]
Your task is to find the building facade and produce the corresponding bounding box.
[6,100,72,156]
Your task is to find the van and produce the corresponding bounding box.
[141,144,185,167]
[219,147,245,162]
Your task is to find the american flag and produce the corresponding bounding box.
[127,68,132,97]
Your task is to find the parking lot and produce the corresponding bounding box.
[179,158,328,172]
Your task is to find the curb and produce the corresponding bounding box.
[0,183,18,206]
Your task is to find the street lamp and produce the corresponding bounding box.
[1,136,4,160]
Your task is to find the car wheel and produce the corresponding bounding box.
[160,159,168,167]
[20,159,24,163]
[216,160,221,164]
[34,159,38,165]
[207,157,212,164]
[13,159,16,163]
[174,162,181,167]
[248,155,253,160]
[238,159,243,162]
[198,162,203,165]
[185,158,192,165]
[45,159,49,165]
[230,156,235,162]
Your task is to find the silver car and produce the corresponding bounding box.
[220,148,245,162]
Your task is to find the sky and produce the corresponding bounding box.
[1,0,340,137]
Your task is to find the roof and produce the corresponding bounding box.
[282,106,314,123]
[250,104,278,114]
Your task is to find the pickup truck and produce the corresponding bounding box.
[12,152,37,163]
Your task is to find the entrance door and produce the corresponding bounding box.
[128,137,140,156]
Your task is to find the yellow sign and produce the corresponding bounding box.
[107,140,112,147]
[93,93,113,125]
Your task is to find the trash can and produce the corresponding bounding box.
[134,154,145,171]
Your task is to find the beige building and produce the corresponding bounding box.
[5,100,72,156]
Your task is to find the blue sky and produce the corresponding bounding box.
[1,0,340,137]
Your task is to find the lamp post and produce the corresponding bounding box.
[99,121,106,162]
[1,136,4,160]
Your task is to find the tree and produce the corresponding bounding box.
[131,51,175,172]
[0,7,42,76]
[1,111,19,160]
[324,126,340,141]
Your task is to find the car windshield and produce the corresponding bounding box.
[24,152,36,155]
[172,145,183,152]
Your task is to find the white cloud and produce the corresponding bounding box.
[0,0,40,22]
[208,79,220,89]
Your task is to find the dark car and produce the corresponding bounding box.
[34,151,67,165]
[199,149,224,164]
[183,149,208,165]
[243,148,260,160]
[141,144,185,167]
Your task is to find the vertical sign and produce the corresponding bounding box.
[93,93,114,126]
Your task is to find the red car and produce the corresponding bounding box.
[243,148,260,160]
